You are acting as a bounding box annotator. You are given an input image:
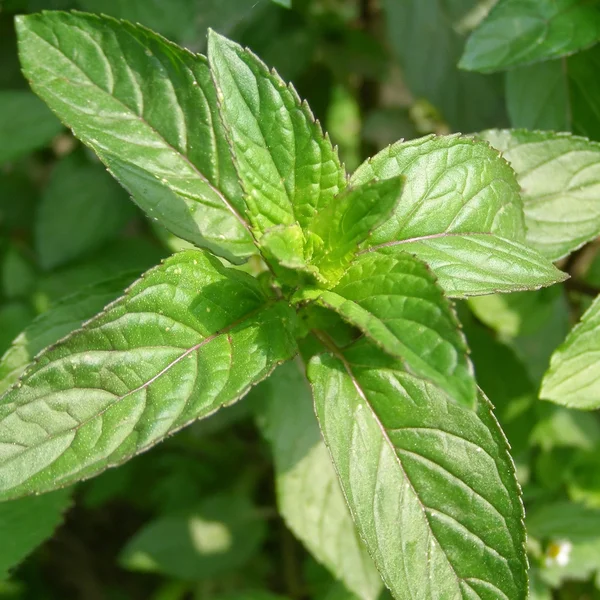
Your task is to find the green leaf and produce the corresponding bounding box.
[0,274,135,397]
[381,0,507,133]
[16,12,255,263]
[207,30,346,238]
[541,295,600,410]
[36,152,135,270]
[460,0,600,73]
[0,487,72,580]
[0,90,62,165]
[306,177,402,285]
[366,234,567,298]
[505,46,600,140]
[2,247,36,300]
[0,250,297,500]
[271,0,291,7]
[308,339,528,600]
[480,129,600,261]
[119,493,266,580]
[296,251,477,408]
[263,362,382,600]
[351,134,526,247]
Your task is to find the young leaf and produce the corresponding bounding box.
[0,487,72,579]
[306,177,402,285]
[0,90,62,165]
[505,46,600,140]
[207,30,346,237]
[351,134,526,247]
[263,362,382,600]
[16,12,255,262]
[296,251,477,408]
[35,152,135,270]
[541,295,600,410]
[0,274,136,397]
[480,129,600,261]
[460,0,600,73]
[366,234,567,297]
[309,339,528,600]
[0,250,297,500]
[119,493,266,579]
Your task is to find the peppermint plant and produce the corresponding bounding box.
[0,10,575,599]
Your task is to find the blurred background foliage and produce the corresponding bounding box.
[0,0,600,598]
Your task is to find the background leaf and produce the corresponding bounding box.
[0,487,72,580]
[262,361,382,600]
[0,90,62,165]
[119,493,266,580]
[381,0,506,132]
[35,151,135,270]
[0,250,297,499]
[541,295,600,409]
[505,46,600,141]
[481,129,600,261]
[460,0,600,72]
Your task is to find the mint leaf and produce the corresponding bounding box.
[369,234,567,297]
[0,488,72,579]
[541,295,600,410]
[505,46,600,140]
[35,152,135,270]
[481,129,600,261]
[0,90,62,166]
[460,0,600,73]
[309,340,528,600]
[0,274,136,397]
[263,362,382,600]
[119,493,266,579]
[16,12,255,263]
[207,30,346,237]
[307,177,402,285]
[297,251,477,408]
[0,250,296,500]
[351,134,526,246]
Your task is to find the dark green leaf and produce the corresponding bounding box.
[461,0,600,73]
[207,30,346,238]
[505,46,600,141]
[263,362,382,600]
[381,0,507,132]
[0,488,72,580]
[541,295,600,409]
[0,304,35,356]
[481,129,600,261]
[296,251,477,407]
[0,90,62,165]
[16,12,255,262]
[0,250,297,499]
[36,152,135,270]
[119,493,266,580]
[309,339,528,600]
[0,274,135,397]
[2,247,36,300]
